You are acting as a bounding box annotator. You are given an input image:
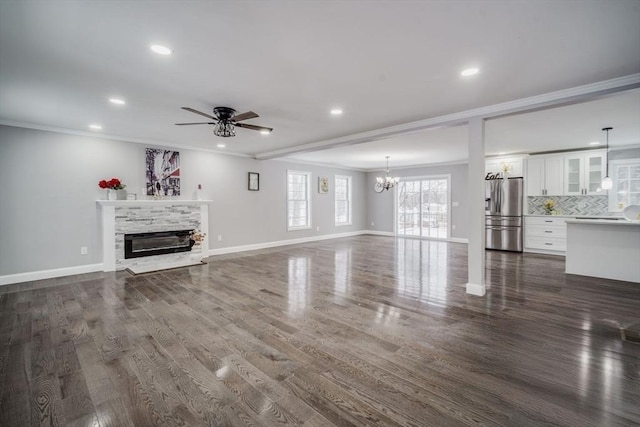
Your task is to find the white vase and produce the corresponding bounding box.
[107,190,118,201]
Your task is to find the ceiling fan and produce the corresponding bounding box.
[175,106,273,137]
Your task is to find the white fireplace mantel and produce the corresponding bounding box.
[97,200,212,272]
[96,199,213,207]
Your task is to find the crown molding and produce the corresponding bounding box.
[365,159,469,173]
[269,157,368,172]
[0,120,252,158]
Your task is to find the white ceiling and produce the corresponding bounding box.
[1,0,639,168]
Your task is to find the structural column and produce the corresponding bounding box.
[466,117,486,296]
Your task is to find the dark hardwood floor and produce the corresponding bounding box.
[1,235,638,426]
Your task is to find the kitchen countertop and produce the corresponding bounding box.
[525,214,624,219]
[565,218,640,226]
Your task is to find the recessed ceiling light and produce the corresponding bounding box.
[330,109,343,115]
[216,143,226,148]
[150,44,172,55]
[109,98,125,105]
[461,67,479,77]
[589,141,600,145]
[89,124,102,130]
[260,130,271,135]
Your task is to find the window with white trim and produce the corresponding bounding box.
[335,175,352,226]
[609,159,640,212]
[287,170,312,230]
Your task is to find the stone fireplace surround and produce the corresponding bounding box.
[97,200,211,273]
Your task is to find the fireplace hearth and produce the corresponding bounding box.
[124,230,193,259]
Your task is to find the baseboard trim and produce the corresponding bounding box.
[449,237,469,244]
[466,282,486,296]
[208,230,377,256]
[207,231,468,256]
[0,263,104,286]
[363,230,396,237]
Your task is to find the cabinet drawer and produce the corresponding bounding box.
[525,217,567,227]
[526,225,567,238]
[525,236,567,251]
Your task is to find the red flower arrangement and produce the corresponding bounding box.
[98,178,126,190]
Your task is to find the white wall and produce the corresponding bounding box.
[0,125,367,276]
[366,163,469,239]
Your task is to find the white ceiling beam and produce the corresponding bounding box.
[255,74,640,160]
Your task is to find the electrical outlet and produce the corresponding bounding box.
[80,246,88,255]
[452,201,459,207]
[452,225,456,230]
[217,235,222,241]
[371,221,375,226]
[316,226,320,232]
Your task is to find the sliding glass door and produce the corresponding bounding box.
[397,177,449,239]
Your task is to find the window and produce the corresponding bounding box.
[609,159,640,212]
[335,175,352,226]
[287,170,312,230]
[397,176,450,239]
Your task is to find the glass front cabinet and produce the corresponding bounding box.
[563,150,605,195]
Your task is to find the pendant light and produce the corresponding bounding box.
[601,127,613,190]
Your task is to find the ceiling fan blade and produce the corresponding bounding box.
[235,122,273,133]
[175,122,216,125]
[232,111,259,122]
[181,107,217,120]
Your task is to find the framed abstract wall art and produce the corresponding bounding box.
[146,148,181,196]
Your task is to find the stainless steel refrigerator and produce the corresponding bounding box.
[485,177,523,252]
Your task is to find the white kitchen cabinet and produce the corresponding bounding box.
[564,150,605,195]
[524,216,568,255]
[526,155,564,196]
[485,156,524,178]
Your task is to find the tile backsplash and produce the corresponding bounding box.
[527,195,609,216]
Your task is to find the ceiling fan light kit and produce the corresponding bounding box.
[175,106,273,138]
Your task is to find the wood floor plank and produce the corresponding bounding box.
[30,372,65,426]
[94,397,136,427]
[285,368,403,427]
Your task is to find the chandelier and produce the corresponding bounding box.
[213,120,236,137]
[375,156,400,192]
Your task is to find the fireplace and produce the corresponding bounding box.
[124,230,193,259]
[97,200,209,272]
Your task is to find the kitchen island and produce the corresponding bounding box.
[565,219,640,283]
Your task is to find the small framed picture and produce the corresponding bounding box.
[318,176,329,194]
[248,172,259,191]
[127,193,137,200]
